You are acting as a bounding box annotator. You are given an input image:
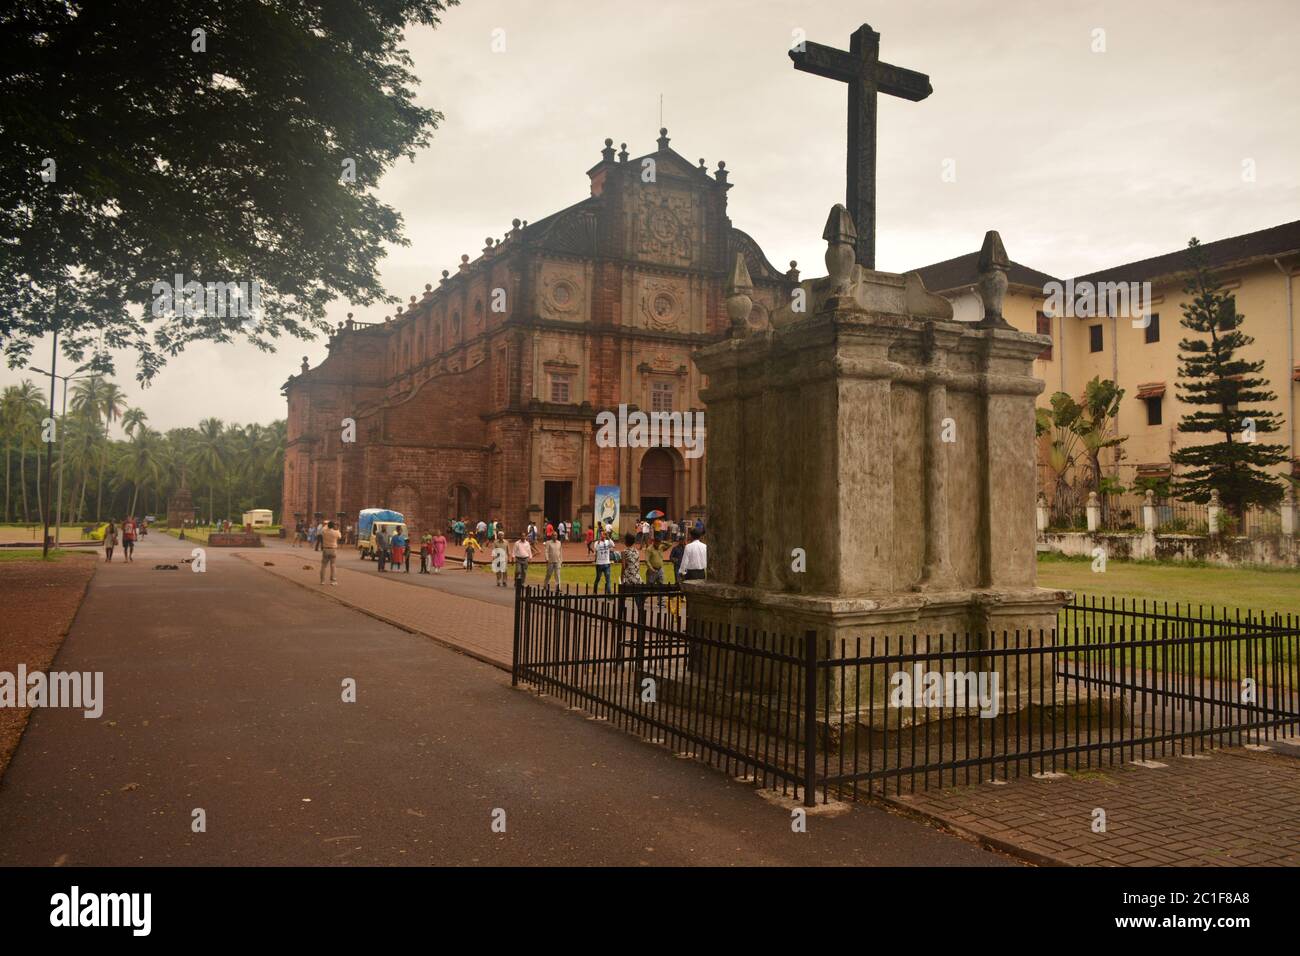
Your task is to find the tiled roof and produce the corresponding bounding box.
[910,251,1059,294]
[1075,220,1300,285]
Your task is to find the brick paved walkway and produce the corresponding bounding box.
[887,747,1300,866]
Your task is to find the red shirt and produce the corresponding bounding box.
[123,521,136,541]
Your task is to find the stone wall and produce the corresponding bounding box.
[1039,530,1300,567]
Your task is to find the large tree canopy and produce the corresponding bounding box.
[0,0,456,382]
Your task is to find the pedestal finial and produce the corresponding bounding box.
[823,204,857,295]
[725,253,754,338]
[975,230,1014,329]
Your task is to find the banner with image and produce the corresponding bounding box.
[594,485,620,533]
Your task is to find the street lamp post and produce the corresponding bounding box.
[41,332,57,559]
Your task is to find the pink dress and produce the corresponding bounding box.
[432,534,447,568]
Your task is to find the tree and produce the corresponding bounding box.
[1035,377,1128,517]
[0,1,457,381]
[116,427,163,518]
[5,380,46,522]
[190,417,227,523]
[1076,377,1127,495]
[1170,239,1288,515]
[121,407,148,437]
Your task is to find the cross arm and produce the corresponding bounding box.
[874,62,932,101]
[788,41,860,82]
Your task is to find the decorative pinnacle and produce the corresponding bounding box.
[601,138,616,162]
[725,253,754,338]
[618,144,628,163]
[975,229,1014,330]
[657,127,670,149]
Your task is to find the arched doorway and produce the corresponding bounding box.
[639,448,675,521]
[448,484,472,526]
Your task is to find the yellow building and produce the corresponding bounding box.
[912,220,1300,488]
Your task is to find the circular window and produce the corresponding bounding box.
[653,292,675,318]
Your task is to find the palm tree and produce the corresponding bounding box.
[62,414,102,524]
[0,386,21,522]
[116,427,163,518]
[95,381,127,519]
[7,381,46,523]
[189,417,227,524]
[121,406,148,437]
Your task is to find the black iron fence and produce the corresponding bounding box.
[512,585,1300,805]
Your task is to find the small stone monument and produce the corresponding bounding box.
[687,206,1068,721]
[166,471,196,530]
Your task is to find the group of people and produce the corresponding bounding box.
[294,519,356,549]
[100,516,144,562]
[589,525,707,594]
[319,512,707,592]
[367,525,451,575]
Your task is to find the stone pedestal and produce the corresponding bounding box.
[687,227,1067,723]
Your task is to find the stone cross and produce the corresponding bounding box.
[789,23,932,270]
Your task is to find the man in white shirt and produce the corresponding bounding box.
[679,528,707,581]
[592,530,614,594]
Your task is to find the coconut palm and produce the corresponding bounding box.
[121,406,148,437]
[116,427,163,518]
[6,381,47,523]
[189,417,227,524]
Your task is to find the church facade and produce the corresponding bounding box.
[282,130,794,536]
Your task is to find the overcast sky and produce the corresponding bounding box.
[5,0,1298,430]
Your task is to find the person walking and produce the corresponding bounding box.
[543,531,563,590]
[620,532,642,587]
[121,516,137,563]
[644,540,668,608]
[592,528,613,594]
[463,532,480,571]
[432,529,447,574]
[314,520,324,551]
[584,524,595,555]
[512,531,532,586]
[669,537,685,583]
[679,527,707,581]
[419,532,432,573]
[306,522,317,550]
[103,521,118,562]
[319,520,341,585]
[491,532,508,587]
[375,527,390,572]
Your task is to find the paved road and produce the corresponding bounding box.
[0,532,1009,866]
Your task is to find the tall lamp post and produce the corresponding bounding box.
[29,366,92,548]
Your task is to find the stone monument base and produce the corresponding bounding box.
[685,580,1071,724]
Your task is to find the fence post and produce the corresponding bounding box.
[1281,485,1296,538]
[1142,489,1157,534]
[1036,492,1048,535]
[511,582,523,686]
[1086,491,1100,532]
[803,629,818,808]
[1208,489,1222,536]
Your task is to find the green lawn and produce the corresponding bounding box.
[0,548,69,562]
[1037,554,1300,618]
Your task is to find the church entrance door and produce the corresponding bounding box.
[544,481,572,526]
[639,448,675,522]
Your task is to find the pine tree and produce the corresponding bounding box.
[1170,238,1288,515]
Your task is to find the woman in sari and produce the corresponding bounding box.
[432,530,447,573]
